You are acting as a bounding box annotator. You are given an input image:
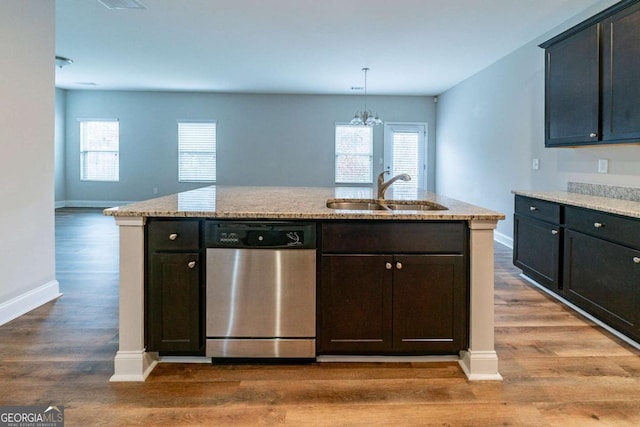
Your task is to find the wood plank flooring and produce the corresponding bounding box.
[0,208,639,426]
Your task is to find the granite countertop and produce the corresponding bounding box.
[104,185,505,221]
[513,190,640,219]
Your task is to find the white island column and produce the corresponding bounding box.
[110,216,158,382]
[459,219,502,380]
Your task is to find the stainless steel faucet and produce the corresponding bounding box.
[377,171,411,200]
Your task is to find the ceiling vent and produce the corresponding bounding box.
[97,0,146,10]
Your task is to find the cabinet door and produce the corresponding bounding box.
[513,215,561,292]
[602,2,640,142]
[319,255,392,354]
[563,230,640,341]
[392,255,467,354]
[545,24,600,146]
[147,252,202,354]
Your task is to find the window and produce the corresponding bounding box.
[178,121,216,182]
[383,123,427,192]
[80,120,119,182]
[335,124,373,184]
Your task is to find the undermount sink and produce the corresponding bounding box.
[326,199,447,211]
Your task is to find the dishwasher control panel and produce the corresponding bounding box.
[206,221,316,249]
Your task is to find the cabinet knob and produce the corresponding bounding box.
[593,222,604,228]
[396,262,403,270]
[169,233,178,240]
[589,132,597,138]
[385,262,392,270]
[551,230,559,235]
[529,206,538,211]
[187,261,197,269]
[633,257,640,264]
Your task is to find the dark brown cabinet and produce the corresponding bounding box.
[514,196,640,343]
[540,0,640,147]
[146,219,203,355]
[318,222,468,355]
[513,196,562,291]
[563,206,640,342]
[601,2,640,142]
[543,24,600,147]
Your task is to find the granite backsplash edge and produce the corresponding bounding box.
[568,182,640,202]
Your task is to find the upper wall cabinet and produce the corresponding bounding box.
[601,2,640,141]
[540,0,640,147]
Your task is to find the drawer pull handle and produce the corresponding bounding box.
[385,262,393,270]
[551,230,559,235]
[169,233,178,240]
[187,261,197,269]
[529,206,538,211]
[589,132,597,138]
[396,262,403,270]
[593,222,604,228]
[634,257,640,264]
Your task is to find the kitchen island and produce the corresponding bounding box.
[105,185,505,382]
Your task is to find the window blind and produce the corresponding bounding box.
[392,131,419,191]
[335,125,373,184]
[80,120,119,182]
[178,121,216,182]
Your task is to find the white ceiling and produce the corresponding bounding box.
[55,0,607,95]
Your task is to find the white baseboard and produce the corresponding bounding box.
[0,280,62,326]
[494,231,513,249]
[56,200,136,209]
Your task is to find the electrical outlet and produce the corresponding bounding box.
[532,158,540,170]
[597,159,608,174]
[153,187,159,194]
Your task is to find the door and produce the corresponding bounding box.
[601,2,640,142]
[513,215,561,292]
[383,123,427,192]
[319,254,393,353]
[147,252,201,354]
[392,255,467,354]
[563,230,640,340]
[544,24,600,146]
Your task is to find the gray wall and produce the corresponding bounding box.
[62,91,436,205]
[435,0,639,244]
[0,1,56,311]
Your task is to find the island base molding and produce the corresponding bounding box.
[458,350,502,381]
[110,350,158,382]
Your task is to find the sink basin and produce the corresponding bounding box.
[385,201,447,211]
[326,200,388,210]
[326,199,447,211]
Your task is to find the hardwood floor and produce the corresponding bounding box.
[1,208,639,426]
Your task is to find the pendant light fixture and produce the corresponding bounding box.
[350,67,382,126]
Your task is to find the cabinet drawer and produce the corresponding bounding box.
[515,196,561,224]
[565,206,640,249]
[148,220,201,251]
[321,221,467,254]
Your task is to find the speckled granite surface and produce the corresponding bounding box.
[104,185,505,221]
[513,188,640,219]
[567,182,640,202]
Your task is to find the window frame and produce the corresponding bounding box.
[79,119,120,182]
[334,123,374,185]
[177,120,217,183]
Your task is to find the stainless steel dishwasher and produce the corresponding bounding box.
[205,221,316,359]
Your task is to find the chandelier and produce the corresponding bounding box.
[350,67,382,126]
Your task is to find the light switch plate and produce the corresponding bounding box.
[532,158,540,170]
[598,159,609,173]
